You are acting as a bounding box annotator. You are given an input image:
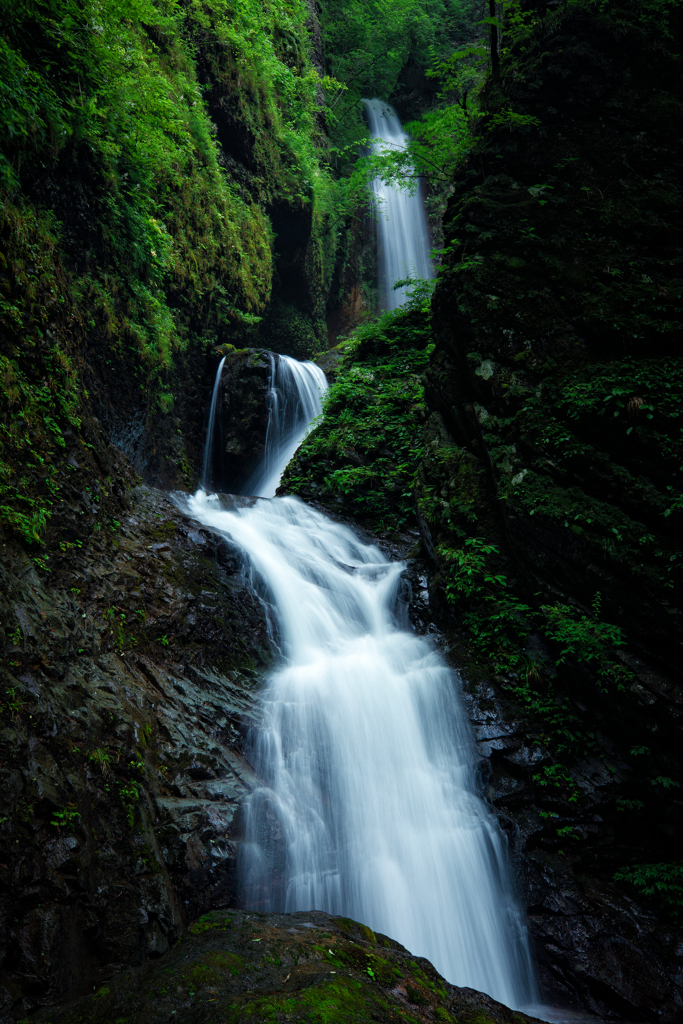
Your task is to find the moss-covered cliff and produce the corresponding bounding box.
[0,0,346,551]
[0,0,344,1016]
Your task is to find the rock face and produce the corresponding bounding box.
[420,2,683,1018]
[0,485,271,1020]
[211,348,273,493]
[457,666,683,1022]
[31,909,545,1024]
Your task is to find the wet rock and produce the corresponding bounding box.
[30,909,547,1024]
[0,486,271,1018]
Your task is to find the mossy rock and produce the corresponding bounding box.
[30,910,545,1024]
[258,298,326,362]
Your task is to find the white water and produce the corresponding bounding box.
[201,355,226,489]
[188,99,537,1011]
[364,98,433,309]
[186,489,537,1009]
[242,354,328,498]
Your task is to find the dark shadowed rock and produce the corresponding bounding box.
[30,909,547,1024]
[0,487,271,1020]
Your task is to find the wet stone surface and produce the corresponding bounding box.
[0,486,271,1020]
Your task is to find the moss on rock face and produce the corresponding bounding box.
[427,0,683,793]
[0,0,345,536]
[30,909,544,1024]
[419,0,683,1009]
[282,299,433,534]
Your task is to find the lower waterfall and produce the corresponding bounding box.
[186,487,537,1009]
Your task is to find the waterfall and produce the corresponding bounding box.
[186,489,537,1010]
[189,101,538,1008]
[242,354,328,498]
[200,353,327,497]
[201,355,226,490]
[363,98,433,310]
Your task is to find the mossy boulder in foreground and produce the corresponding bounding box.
[31,910,541,1024]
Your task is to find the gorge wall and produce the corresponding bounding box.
[0,0,339,1016]
[2,0,683,1020]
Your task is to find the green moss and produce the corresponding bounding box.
[180,950,244,986]
[258,298,326,361]
[283,298,433,532]
[1,0,350,531]
[188,912,234,937]
[0,201,82,545]
[227,977,421,1024]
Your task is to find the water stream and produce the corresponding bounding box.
[242,354,328,499]
[186,491,536,1009]
[364,98,433,309]
[201,355,226,490]
[187,102,538,1011]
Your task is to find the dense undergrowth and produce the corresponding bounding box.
[283,288,434,531]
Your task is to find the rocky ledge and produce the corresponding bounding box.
[31,909,544,1024]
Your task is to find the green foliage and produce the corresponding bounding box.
[89,748,112,774]
[0,201,82,543]
[614,862,683,919]
[540,600,628,689]
[321,0,480,139]
[117,778,140,827]
[0,0,348,541]
[1,0,279,352]
[2,686,26,716]
[50,804,81,830]
[437,531,633,775]
[284,291,433,531]
[439,538,534,670]
[356,104,472,197]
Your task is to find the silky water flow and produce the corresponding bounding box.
[186,425,537,1006]
[363,98,433,309]
[187,488,537,1009]
[243,353,328,499]
[201,351,326,496]
[186,101,537,1011]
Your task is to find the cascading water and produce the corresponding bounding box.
[186,491,537,1010]
[188,99,537,1012]
[201,355,226,489]
[364,98,433,309]
[242,354,328,498]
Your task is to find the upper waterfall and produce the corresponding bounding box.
[364,98,433,310]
